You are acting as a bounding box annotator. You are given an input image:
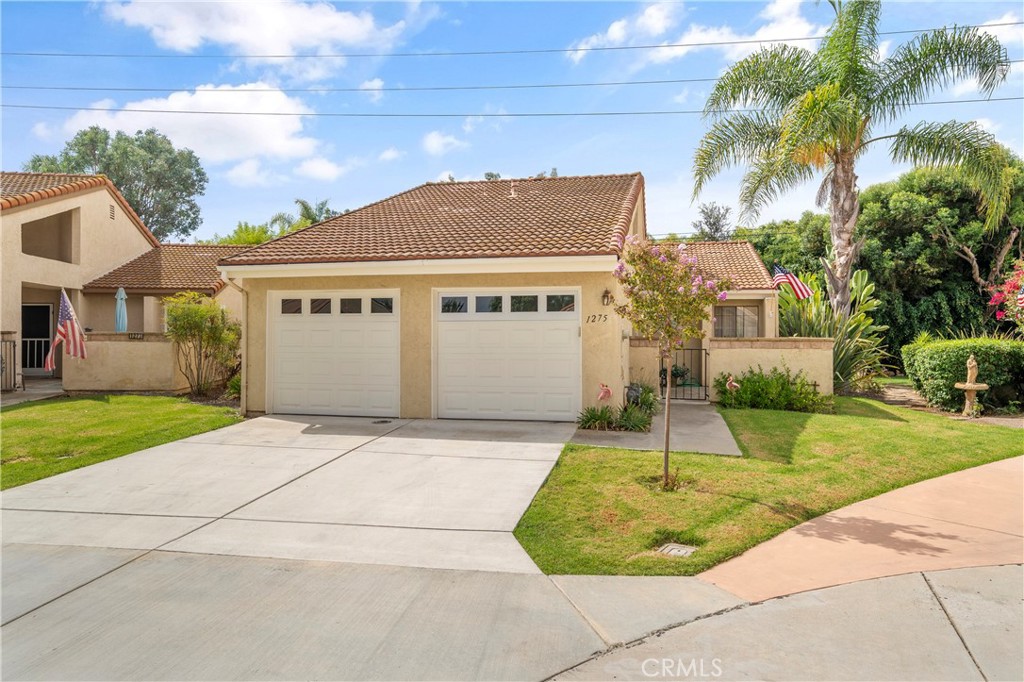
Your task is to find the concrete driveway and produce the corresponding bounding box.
[4,416,744,680]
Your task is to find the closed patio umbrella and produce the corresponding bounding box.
[114,288,128,333]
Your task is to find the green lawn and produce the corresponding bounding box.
[514,397,1023,576]
[0,395,242,490]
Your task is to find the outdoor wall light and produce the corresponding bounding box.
[602,289,613,306]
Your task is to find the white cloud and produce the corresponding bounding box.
[672,88,691,104]
[103,1,428,81]
[463,115,484,133]
[31,122,53,140]
[975,117,1002,134]
[877,40,892,61]
[569,2,683,64]
[378,147,404,162]
[225,159,276,187]
[462,106,510,134]
[61,83,318,164]
[359,78,385,103]
[646,0,824,65]
[435,170,456,182]
[294,156,353,181]
[980,11,1024,49]
[951,61,1022,97]
[422,130,468,156]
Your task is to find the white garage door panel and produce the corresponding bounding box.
[437,299,581,421]
[270,292,400,417]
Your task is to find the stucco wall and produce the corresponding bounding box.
[240,270,625,418]
[706,337,834,401]
[61,333,188,392]
[2,187,155,368]
[81,293,146,332]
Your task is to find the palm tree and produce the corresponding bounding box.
[269,198,340,234]
[692,0,1011,314]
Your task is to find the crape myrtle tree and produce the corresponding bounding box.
[692,0,1012,316]
[613,236,730,489]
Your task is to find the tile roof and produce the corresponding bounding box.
[1,172,160,247]
[221,173,644,266]
[675,241,775,290]
[84,244,250,294]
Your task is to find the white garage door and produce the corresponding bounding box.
[269,290,400,417]
[436,290,581,421]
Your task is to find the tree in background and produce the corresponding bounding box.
[613,237,729,489]
[692,0,1011,315]
[26,126,208,241]
[270,198,340,232]
[484,172,502,180]
[202,222,279,246]
[734,211,829,279]
[163,292,240,396]
[856,163,1022,351]
[688,202,734,241]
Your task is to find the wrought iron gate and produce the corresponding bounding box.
[660,348,709,400]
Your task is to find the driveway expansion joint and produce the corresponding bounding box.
[923,571,990,682]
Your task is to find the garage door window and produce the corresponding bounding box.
[546,294,575,312]
[475,295,502,313]
[281,298,302,314]
[310,298,332,314]
[339,298,362,314]
[510,295,538,312]
[441,296,468,313]
[371,297,394,314]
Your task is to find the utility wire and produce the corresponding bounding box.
[5,59,1022,94]
[3,96,1020,118]
[2,21,1020,59]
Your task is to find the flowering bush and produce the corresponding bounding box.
[988,259,1024,331]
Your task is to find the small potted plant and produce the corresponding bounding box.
[671,364,690,386]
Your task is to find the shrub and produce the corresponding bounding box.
[578,405,615,430]
[615,403,653,432]
[627,381,660,415]
[224,374,241,400]
[164,292,241,396]
[714,366,835,413]
[901,338,1024,411]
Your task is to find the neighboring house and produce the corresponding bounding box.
[219,173,832,421]
[0,171,244,392]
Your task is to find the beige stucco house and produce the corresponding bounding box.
[219,173,832,421]
[1,172,244,393]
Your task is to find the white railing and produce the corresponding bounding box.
[21,338,52,375]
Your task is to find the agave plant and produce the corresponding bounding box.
[778,269,890,391]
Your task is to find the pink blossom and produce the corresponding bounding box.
[705,280,716,289]
[996,310,1006,320]
[693,275,703,286]
[613,262,626,277]
[717,291,728,301]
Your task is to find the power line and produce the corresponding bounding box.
[3,96,1019,118]
[2,22,1020,60]
[5,59,1022,95]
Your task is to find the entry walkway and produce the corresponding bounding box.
[570,400,741,456]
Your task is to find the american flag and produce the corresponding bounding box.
[1017,287,1024,308]
[772,264,813,300]
[43,289,87,371]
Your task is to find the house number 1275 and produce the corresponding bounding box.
[585,314,608,323]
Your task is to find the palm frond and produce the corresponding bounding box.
[816,0,882,100]
[873,27,1009,122]
[703,44,819,116]
[889,121,1012,231]
[738,153,816,223]
[692,112,782,198]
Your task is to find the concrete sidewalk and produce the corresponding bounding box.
[570,401,741,456]
[556,564,1023,682]
[700,456,1024,602]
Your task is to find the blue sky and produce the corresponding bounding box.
[3,0,1022,242]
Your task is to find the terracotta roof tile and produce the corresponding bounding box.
[84,244,250,294]
[1,172,160,247]
[221,173,644,266]
[675,241,775,290]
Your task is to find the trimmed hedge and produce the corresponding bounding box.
[714,366,834,414]
[901,339,1024,411]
